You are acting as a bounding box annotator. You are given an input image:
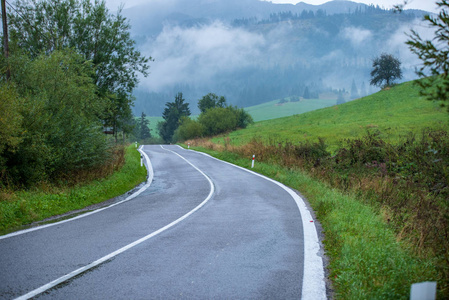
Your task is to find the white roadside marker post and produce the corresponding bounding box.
[410,282,437,300]
[188,143,190,149]
[135,141,137,148]
[251,155,255,168]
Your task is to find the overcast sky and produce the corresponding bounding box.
[105,0,439,13]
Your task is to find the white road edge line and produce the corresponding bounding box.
[14,145,215,300]
[1,146,154,241]
[178,145,327,300]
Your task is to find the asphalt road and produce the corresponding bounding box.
[0,145,325,299]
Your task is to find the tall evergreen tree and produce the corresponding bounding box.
[158,93,190,143]
[303,86,311,99]
[350,79,359,99]
[137,112,152,141]
[360,81,368,97]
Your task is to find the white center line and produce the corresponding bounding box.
[14,146,215,300]
[179,145,326,300]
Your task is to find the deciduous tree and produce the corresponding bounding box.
[198,93,226,113]
[370,53,403,88]
[8,0,151,136]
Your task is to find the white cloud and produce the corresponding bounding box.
[341,26,373,47]
[140,21,266,91]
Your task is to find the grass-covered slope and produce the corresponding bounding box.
[225,81,448,149]
[245,98,336,122]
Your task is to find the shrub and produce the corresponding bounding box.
[198,107,239,136]
[173,117,205,142]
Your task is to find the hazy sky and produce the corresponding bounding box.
[105,0,439,13]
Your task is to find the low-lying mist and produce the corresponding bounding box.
[127,2,432,116]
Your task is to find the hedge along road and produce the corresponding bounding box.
[0,145,326,299]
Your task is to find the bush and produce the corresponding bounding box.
[198,107,239,136]
[2,50,109,186]
[173,117,205,142]
[197,106,253,137]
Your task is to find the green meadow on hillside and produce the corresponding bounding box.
[220,81,448,150]
[147,116,163,137]
[245,98,337,122]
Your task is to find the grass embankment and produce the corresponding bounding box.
[185,80,449,299]
[220,81,447,150]
[0,144,147,234]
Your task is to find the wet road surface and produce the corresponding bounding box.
[0,145,325,299]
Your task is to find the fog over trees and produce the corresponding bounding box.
[119,0,432,116]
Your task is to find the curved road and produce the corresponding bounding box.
[0,145,326,299]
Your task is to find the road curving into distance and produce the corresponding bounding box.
[0,145,326,299]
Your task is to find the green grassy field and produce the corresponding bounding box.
[218,81,448,150]
[244,98,337,122]
[147,116,163,137]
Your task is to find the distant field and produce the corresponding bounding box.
[147,116,163,137]
[217,81,449,151]
[245,98,337,122]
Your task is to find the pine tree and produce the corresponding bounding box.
[138,112,151,140]
[351,79,359,99]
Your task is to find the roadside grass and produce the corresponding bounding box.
[218,81,448,151]
[185,146,438,299]
[0,144,147,234]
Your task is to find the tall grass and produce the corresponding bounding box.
[0,144,147,234]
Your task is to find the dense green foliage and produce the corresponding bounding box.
[1,50,109,186]
[407,0,449,113]
[0,84,22,159]
[198,93,226,113]
[8,0,150,138]
[173,117,205,142]
[370,53,403,88]
[0,0,150,187]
